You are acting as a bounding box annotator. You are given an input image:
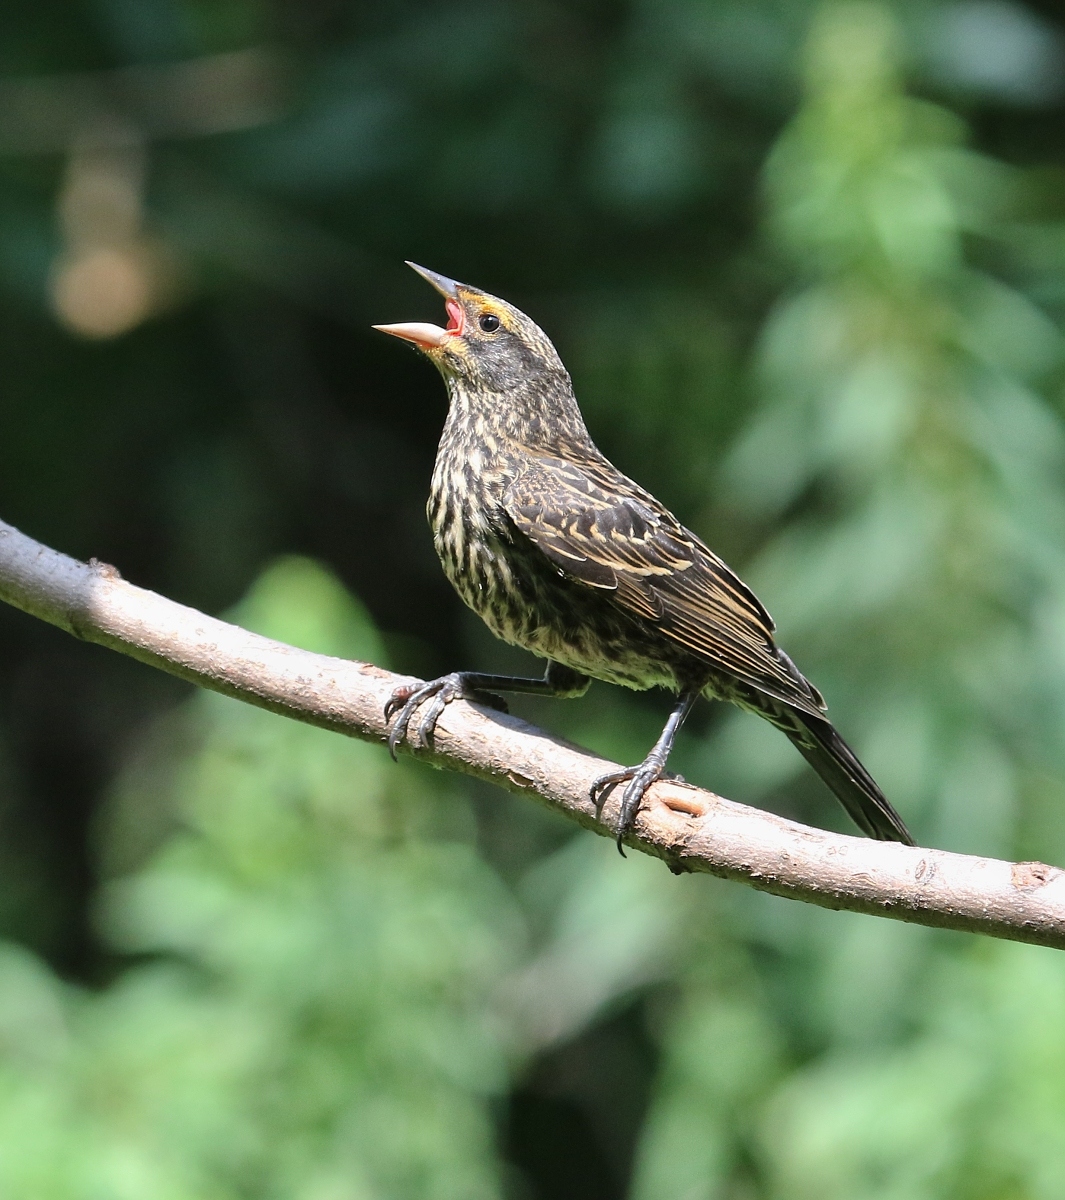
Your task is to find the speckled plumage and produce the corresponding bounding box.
[428,375,681,692]
[377,265,914,849]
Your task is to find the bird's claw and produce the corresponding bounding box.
[385,675,461,760]
[383,686,416,724]
[590,761,667,856]
[384,674,508,760]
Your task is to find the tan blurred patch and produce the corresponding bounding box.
[50,136,179,339]
[50,239,175,339]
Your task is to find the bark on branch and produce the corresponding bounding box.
[2,516,1064,948]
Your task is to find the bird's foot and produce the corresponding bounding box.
[384,673,508,760]
[590,757,669,857]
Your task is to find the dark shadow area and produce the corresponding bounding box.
[502,1002,659,1200]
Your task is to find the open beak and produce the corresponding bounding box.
[372,320,450,349]
[405,261,462,298]
[372,262,468,349]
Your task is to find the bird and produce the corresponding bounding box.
[374,262,915,853]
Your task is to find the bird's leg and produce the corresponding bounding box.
[591,689,700,856]
[385,662,590,760]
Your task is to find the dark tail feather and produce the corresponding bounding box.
[784,712,915,845]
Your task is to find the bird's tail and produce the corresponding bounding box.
[782,710,915,845]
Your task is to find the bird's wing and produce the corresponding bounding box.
[503,455,825,715]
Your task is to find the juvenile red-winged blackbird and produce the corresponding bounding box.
[375,263,915,853]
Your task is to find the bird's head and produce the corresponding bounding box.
[373,263,566,393]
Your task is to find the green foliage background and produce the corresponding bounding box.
[3,0,1065,1195]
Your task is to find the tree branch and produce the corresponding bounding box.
[2,517,1064,949]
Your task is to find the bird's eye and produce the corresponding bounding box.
[478,313,501,333]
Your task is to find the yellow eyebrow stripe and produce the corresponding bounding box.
[463,295,514,331]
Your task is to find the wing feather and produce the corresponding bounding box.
[503,455,824,716]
